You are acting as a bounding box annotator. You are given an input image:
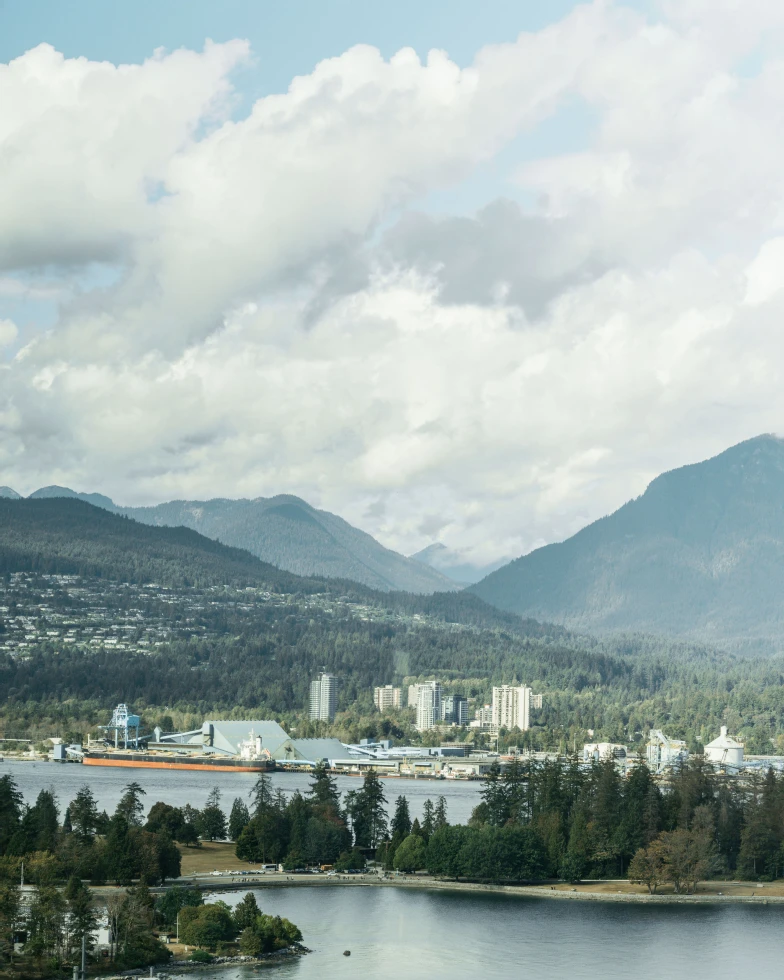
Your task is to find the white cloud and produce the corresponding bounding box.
[743,238,784,306]
[0,319,18,347]
[3,2,784,564]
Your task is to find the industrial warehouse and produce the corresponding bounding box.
[73,705,488,778]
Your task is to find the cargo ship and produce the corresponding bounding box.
[82,751,275,773]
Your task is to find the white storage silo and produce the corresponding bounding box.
[704,726,744,768]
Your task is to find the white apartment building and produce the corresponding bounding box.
[491,685,532,732]
[416,681,442,731]
[374,685,402,711]
[309,672,338,722]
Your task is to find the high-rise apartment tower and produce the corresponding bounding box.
[309,672,338,721]
[491,685,532,731]
[416,681,442,731]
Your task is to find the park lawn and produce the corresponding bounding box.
[177,840,249,875]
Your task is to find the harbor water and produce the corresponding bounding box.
[0,758,482,824]
[182,885,781,980]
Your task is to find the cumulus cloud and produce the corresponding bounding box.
[3,2,784,564]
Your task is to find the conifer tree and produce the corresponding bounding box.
[229,798,251,841]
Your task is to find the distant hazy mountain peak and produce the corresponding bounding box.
[410,541,506,586]
[29,485,117,511]
[0,486,21,499]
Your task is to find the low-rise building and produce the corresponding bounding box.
[583,742,627,763]
[374,685,402,711]
[470,704,494,728]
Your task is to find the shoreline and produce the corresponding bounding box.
[176,873,784,906]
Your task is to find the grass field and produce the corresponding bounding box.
[177,841,250,875]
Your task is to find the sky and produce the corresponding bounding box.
[2,0,784,568]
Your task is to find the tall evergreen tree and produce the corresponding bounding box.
[434,796,449,832]
[233,892,260,932]
[115,782,146,827]
[27,789,60,853]
[249,773,275,817]
[391,796,412,840]
[0,775,22,855]
[480,762,509,827]
[197,787,227,841]
[69,785,100,845]
[347,771,388,848]
[228,798,251,841]
[308,762,340,809]
[64,875,98,963]
[421,800,435,841]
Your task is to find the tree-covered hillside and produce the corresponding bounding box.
[0,497,528,627]
[3,494,784,756]
[472,435,784,652]
[0,497,321,592]
[26,487,458,594]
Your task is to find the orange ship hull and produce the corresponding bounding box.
[82,754,272,773]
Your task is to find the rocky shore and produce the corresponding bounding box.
[100,943,310,978]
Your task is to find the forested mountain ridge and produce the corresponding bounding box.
[22,487,458,595]
[471,435,784,652]
[0,496,527,629]
[0,497,320,592]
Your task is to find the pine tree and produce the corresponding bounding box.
[69,785,99,845]
[421,800,435,841]
[347,771,388,848]
[198,788,227,841]
[64,875,98,963]
[480,762,509,827]
[0,776,22,856]
[391,796,412,842]
[434,796,448,832]
[308,762,340,809]
[249,773,275,817]
[233,892,260,932]
[115,782,146,827]
[29,789,60,853]
[229,798,250,841]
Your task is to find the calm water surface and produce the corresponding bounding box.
[183,886,781,980]
[0,759,481,823]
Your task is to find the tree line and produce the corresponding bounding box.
[0,773,307,974]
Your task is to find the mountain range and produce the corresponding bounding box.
[10,487,458,594]
[470,434,784,652]
[8,434,784,648]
